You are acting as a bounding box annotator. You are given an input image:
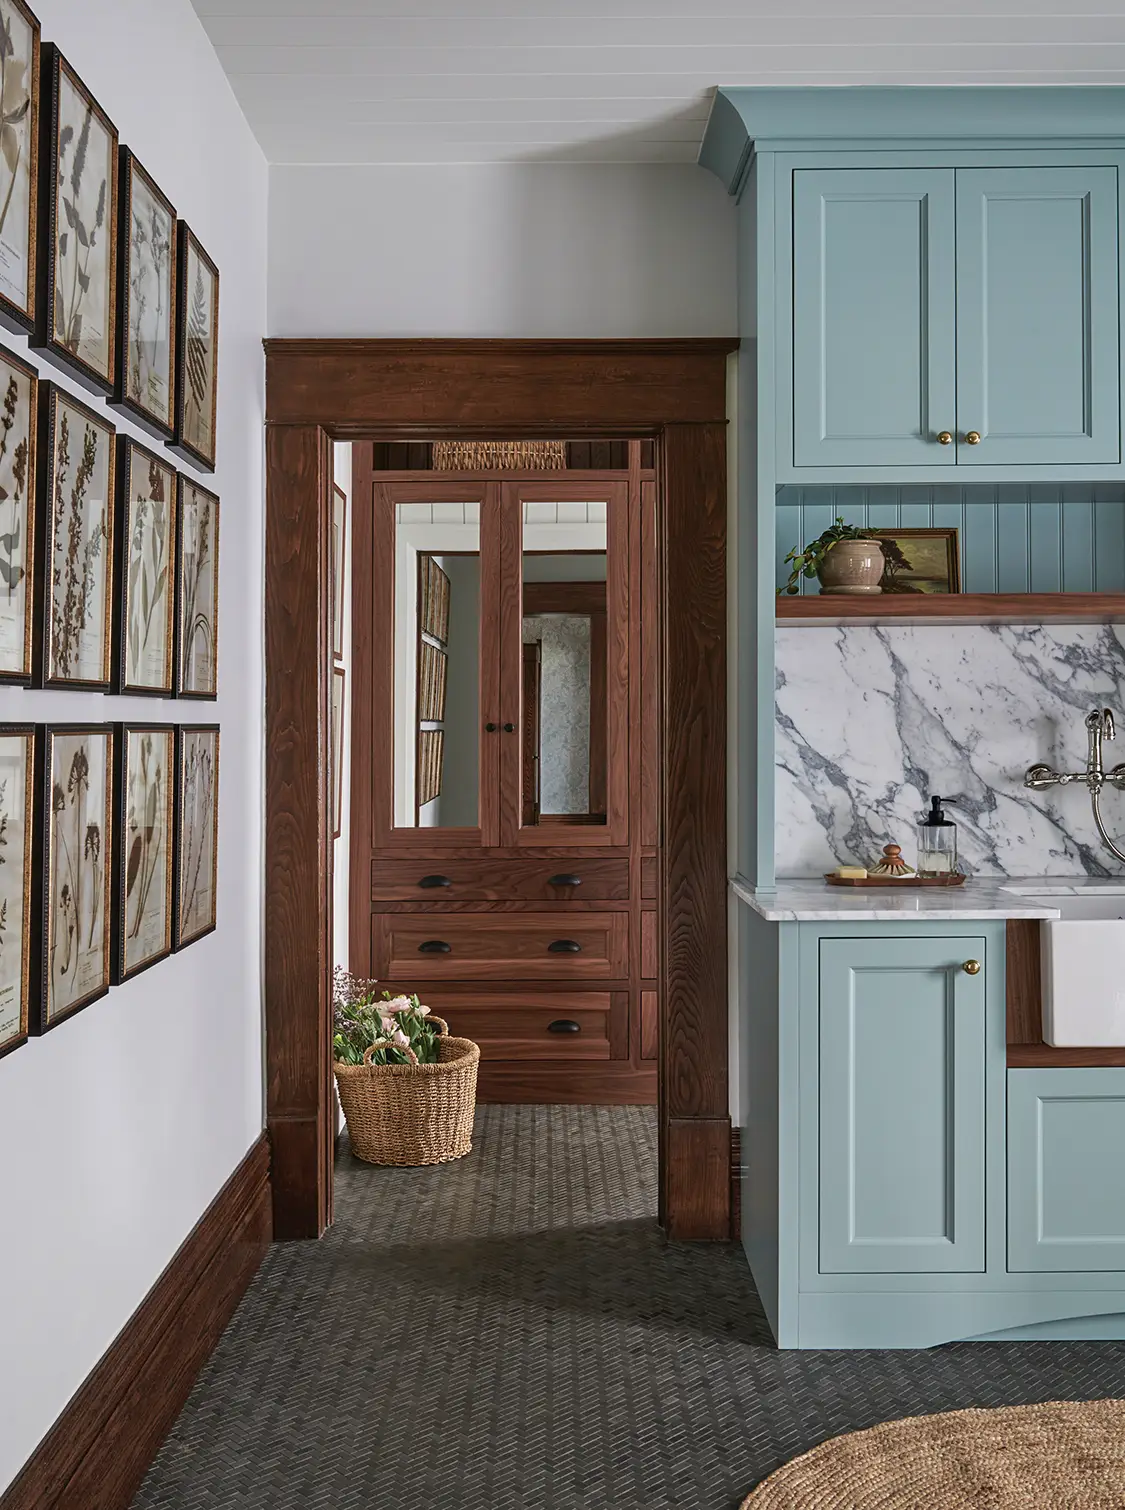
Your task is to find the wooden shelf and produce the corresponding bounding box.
[777,592,1125,626]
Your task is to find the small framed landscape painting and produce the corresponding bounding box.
[38,46,118,394]
[0,342,36,681]
[0,724,34,1059]
[873,527,962,595]
[0,0,40,335]
[174,724,218,949]
[34,723,113,1032]
[171,224,218,471]
[176,476,218,698]
[332,665,345,838]
[116,438,175,695]
[113,723,174,983]
[115,150,176,440]
[36,385,115,689]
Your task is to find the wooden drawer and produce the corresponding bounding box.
[372,911,629,982]
[370,856,630,902]
[431,992,616,1060]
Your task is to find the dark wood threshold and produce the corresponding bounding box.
[1,1135,271,1510]
[778,592,1125,627]
[1006,919,1125,1067]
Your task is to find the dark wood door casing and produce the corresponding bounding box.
[264,338,735,1242]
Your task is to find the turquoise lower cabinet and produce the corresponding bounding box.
[1008,1069,1125,1272]
[818,936,986,1274]
[956,167,1121,467]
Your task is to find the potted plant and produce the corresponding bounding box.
[332,969,480,1166]
[782,517,908,596]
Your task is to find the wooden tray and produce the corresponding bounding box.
[824,872,967,888]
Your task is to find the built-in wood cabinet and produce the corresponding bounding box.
[349,448,659,1103]
[792,163,1121,474]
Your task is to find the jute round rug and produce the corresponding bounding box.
[741,1398,1125,1508]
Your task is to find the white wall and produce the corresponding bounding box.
[0,0,267,1494]
[268,163,736,337]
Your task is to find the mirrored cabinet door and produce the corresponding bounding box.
[500,482,630,848]
[372,484,500,847]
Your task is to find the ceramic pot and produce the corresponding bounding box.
[818,538,885,595]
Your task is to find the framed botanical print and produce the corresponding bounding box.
[332,482,346,660]
[113,723,173,983]
[175,475,218,698]
[115,438,175,694]
[37,46,118,394]
[0,341,36,681]
[35,385,115,688]
[0,724,34,1059]
[332,666,345,839]
[33,723,113,1032]
[114,150,176,440]
[0,0,40,335]
[171,224,218,471]
[174,724,218,949]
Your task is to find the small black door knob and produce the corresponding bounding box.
[503,722,516,733]
[485,722,498,733]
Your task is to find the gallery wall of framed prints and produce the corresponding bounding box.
[0,0,224,1061]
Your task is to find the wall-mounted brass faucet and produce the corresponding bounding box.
[1026,709,1125,863]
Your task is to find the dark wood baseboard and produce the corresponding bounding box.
[1,1134,272,1510]
[730,1126,742,1241]
[665,1116,732,1240]
[475,1061,657,1104]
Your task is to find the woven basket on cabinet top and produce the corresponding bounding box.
[333,1017,480,1167]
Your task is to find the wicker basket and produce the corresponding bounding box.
[333,1018,480,1167]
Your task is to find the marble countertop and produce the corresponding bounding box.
[728,875,1125,921]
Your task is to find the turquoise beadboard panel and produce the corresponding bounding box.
[776,484,1125,594]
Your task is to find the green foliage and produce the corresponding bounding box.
[332,967,441,1068]
[782,517,878,595]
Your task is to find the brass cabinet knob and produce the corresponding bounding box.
[937,431,953,445]
[965,431,982,445]
[963,959,982,975]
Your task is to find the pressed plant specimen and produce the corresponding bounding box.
[46,392,113,686]
[44,728,110,1024]
[0,1,38,323]
[124,730,169,957]
[0,373,28,599]
[175,228,218,468]
[44,51,117,386]
[123,158,174,427]
[177,728,217,945]
[177,480,218,696]
[0,350,32,679]
[0,729,30,1052]
[123,447,173,691]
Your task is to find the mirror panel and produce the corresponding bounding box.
[393,501,481,828]
[521,502,608,829]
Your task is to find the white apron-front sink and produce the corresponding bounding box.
[1003,886,1125,1046]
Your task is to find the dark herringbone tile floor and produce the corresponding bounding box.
[132,1105,1125,1509]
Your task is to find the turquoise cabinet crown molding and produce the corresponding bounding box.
[701,87,1125,195]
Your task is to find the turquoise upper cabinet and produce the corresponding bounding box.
[818,936,986,1274]
[956,168,1120,467]
[793,169,957,468]
[792,163,1122,473]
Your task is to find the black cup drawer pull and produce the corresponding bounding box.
[548,939,582,954]
[418,875,453,889]
[547,874,582,888]
[548,1019,581,1034]
[418,940,452,954]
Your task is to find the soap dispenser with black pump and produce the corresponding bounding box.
[918,795,959,877]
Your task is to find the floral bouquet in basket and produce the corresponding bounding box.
[332,968,441,1067]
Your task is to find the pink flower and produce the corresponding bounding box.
[382,995,414,1014]
[391,1027,410,1050]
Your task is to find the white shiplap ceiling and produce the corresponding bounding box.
[189,0,1125,165]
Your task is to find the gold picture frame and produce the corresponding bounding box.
[872,527,961,595]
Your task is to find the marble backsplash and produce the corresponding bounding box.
[776,624,1125,877]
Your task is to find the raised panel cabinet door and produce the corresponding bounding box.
[819,936,987,1274]
[955,167,1121,466]
[792,168,958,468]
[1008,1068,1125,1272]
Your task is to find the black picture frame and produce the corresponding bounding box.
[112,722,175,984]
[34,382,116,689]
[173,723,218,950]
[0,340,38,683]
[0,0,41,338]
[112,148,177,442]
[168,222,218,472]
[34,45,119,397]
[0,723,35,1060]
[31,721,113,1033]
[174,473,218,699]
[114,436,176,696]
